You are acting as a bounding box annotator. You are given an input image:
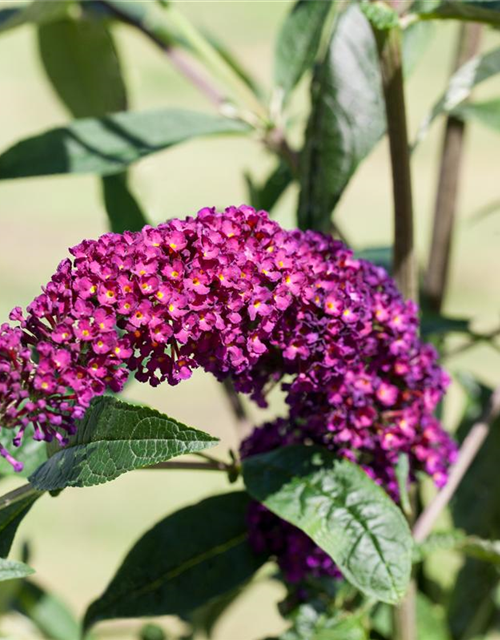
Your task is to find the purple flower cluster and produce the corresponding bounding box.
[0,205,455,581]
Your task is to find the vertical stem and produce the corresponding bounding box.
[376,27,417,302]
[373,23,417,640]
[424,24,482,312]
[222,378,253,439]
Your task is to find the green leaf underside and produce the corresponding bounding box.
[0,109,250,179]
[275,0,333,101]
[83,492,266,630]
[414,46,500,146]
[29,396,218,490]
[416,0,500,25]
[0,491,41,558]
[243,446,412,604]
[452,99,500,132]
[298,5,385,232]
[37,17,127,119]
[102,172,149,233]
[0,558,34,582]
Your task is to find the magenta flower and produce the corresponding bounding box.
[0,205,456,583]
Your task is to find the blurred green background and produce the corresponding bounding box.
[0,3,499,638]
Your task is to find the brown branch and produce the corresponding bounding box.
[413,385,500,543]
[442,325,500,360]
[373,23,417,640]
[424,24,483,312]
[375,26,417,302]
[99,0,226,108]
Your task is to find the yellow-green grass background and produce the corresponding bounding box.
[0,3,499,638]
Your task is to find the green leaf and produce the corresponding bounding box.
[416,0,500,25]
[414,47,500,146]
[28,396,218,491]
[452,98,500,133]
[0,108,250,179]
[13,580,80,640]
[402,21,436,76]
[298,5,385,232]
[416,593,451,640]
[0,431,48,479]
[0,0,69,36]
[83,491,266,631]
[275,0,334,102]
[395,453,412,517]
[37,17,127,119]
[0,558,34,582]
[204,30,263,99]
[418,530,500,565]
[415,529,466,562]
[448,379,500,638]
[280,602,368,640]
[0,487,41,558]
[242,445,413,604]
[101,172,148,233]
[245,160,294,213]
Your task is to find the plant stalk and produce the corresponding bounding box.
[424,23,482,311]
[375,26,417,302]
[413,384,500,543]
[373,21,417,640]
[222,378,253,439]
[99,1,229,109]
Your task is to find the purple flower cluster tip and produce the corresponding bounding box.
[0,205,455,582]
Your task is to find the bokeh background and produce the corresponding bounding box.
[0,2,499,638]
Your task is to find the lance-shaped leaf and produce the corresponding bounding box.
[83,491,266,631]
[28,396,218,491]
[243,445,413,604]
[298,5,385,232]
[13,580,80,640]
[0,0,69,36]
[416,593,451,640]
[275,0,334,102]
[448,378,500,638]
[101,172,148,233]
[414,47,500,146]
[0,558,34,582]
[245,160,294,213]
[452,98,500,133]
[0,109,250,179]
[37,14,147,236]
[417,530,500,566]
[37,17,127,119]
[416,0,500,25]
[0,486,41,558]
